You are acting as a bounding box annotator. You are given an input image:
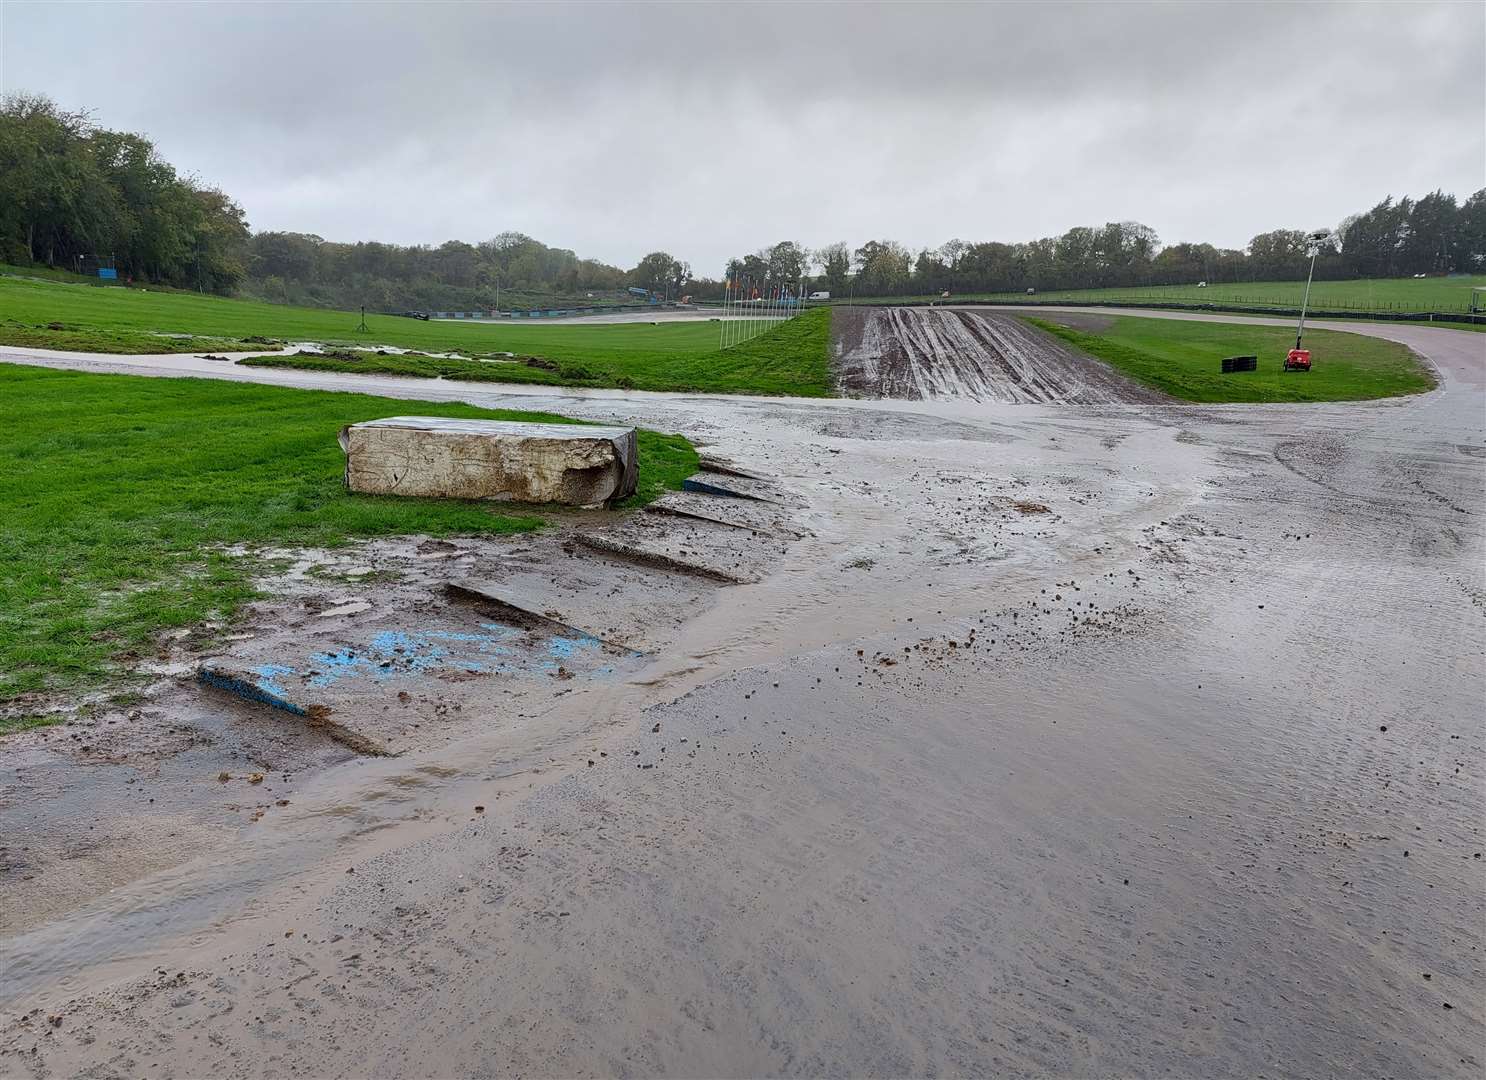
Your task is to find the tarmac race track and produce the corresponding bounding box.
[1,312,1482,1078]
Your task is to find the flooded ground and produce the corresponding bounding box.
[1,311,1482,1078]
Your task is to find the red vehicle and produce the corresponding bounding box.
[1284,348,1311,372]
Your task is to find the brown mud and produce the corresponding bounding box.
[833,306,1167,403]
[0,313,1482,1078]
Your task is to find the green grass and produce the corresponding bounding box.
[837,275,1486,319]
[1028,315,1437,402]
[0,275,835,394]
[0,262,124,287]
[0,319,275,354]
[0,363,697,704]
[240,309,833,395]
[0,713,58,736]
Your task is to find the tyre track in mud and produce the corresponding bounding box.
[834,306,1167,404]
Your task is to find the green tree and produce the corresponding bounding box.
[816,242,850,293]
[629,251,687,295]
[764,240,808,286]
[853,240,912,295]
[1455,189,1486,273]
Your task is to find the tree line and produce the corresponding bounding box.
[0,94,248,292]
[2,93,1482,310]
[246,230,635,312]
[706,192,1484,301]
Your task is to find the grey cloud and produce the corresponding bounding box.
[3,0,1480,274]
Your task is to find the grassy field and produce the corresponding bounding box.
[835,275,1486,317]
[0,262,131,287]
[241,309,832,395]
[0,363,697,711]
[0,321,269,355]
[0,275,835,395]
[1027,315,1437,403]
[0,262,645,314]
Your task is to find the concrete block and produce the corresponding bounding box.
[339,416,637,506]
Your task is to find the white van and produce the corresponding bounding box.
[808,291,830,300]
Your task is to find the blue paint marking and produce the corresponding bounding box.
[248,663,298,698]
[285,624,618,690]
[547,634,599,660]
[219,623,627,706]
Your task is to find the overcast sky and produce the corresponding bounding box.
[3,1,1481,274]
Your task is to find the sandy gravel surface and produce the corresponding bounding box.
[1,315,1482,1078]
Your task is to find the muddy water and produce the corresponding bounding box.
[1,316,1482,1077]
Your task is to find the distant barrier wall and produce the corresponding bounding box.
[429,301,677,320]
[824,297,1484,326]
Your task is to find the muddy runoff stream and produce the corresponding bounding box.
[1,315,1482,1078]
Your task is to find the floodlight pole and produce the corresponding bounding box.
[1295,231,1329,351]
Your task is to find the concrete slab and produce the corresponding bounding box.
[443,551,714,654]
[340,416,638,506]
[197,663,394,756]
[198,609,637,754]
[444,581,633,650]
[696,453,769,482]
[644,490,804,538]
[574,514,776,584]
[680,471,785,504]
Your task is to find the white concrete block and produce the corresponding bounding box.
[339,416,638,506]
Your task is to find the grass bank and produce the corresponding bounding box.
[0,275,835,395]
[1029,315,1436,402]
[835,274,1486,318]
[0,363,696,708]
[240,308,832,395]
[0,320,274,354]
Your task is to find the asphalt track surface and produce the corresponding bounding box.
[1,311,1482,1078]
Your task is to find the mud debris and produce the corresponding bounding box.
[833,307,1168,403]
[2,318,1482,1079]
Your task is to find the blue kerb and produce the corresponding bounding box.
[682,477,746,499]
[200,669,308,716]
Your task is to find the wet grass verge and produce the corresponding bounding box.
[0,319,281,355]
[238,308,834,396]
[1027,315,1437,402]
[0,275,834,395]
[0,363,697,705]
